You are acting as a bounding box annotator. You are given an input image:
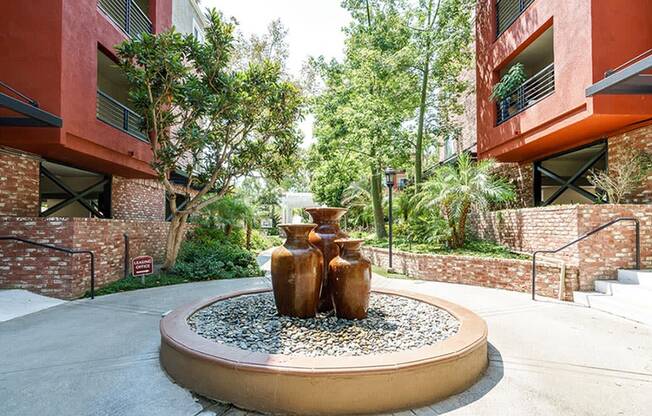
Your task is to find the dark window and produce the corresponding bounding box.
[39,161,111,218]
[533,141,607,206]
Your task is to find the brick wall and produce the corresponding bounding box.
[362,246,578,300]
[472,205,580,262]
[0,147,40,217]
[494,162,534,208]
[576,205,652,289]
[0,217,170,299]
[471,204,651,292]
[112,177,166,221]
[608,123,652,204]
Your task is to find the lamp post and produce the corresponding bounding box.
[384,167,396,273]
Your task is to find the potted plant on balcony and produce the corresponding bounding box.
[490,63,526,122]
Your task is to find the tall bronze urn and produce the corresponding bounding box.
[304,207,348,312]
[329,238,372,320]
[271,224,324,318]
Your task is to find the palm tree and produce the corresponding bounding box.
[342,178,374,231]
[416,153,515,248]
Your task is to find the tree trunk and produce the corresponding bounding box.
[245,221,252,250]
[453,202,471,249]
[163,213,188,270]
[224,223,233,236]
[370,168,387,239]
[415,50,430,190]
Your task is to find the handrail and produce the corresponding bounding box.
[0,236,96,299]
[531,217,641,300]
[0,80,39,107]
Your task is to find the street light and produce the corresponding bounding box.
[384,167,396,273]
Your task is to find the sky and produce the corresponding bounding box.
[202,0,352,147]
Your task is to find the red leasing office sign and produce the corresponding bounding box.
[132,256,154,277]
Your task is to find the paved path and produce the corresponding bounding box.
[1,276,651,416]
[0,289,65,322]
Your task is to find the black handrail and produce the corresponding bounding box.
[531,217,641,300]
[0,236,96,299]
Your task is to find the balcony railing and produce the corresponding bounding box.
[98,0,152,38]
[496,0,535,37]
[496,63,554,125]
[97,90,148,141]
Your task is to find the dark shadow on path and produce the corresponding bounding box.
[428,342,505,414]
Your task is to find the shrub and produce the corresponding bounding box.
[172,240,262,280]
[249,229,283,252]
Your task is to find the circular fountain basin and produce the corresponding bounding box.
[160,288,488,415]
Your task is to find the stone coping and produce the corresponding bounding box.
[160,288,488,414]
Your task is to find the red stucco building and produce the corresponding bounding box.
[0,1,203,298]
[476,0,652,206]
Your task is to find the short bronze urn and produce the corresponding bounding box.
[271,224,324,318]
[329,238,372,320]
[304,207,348,313]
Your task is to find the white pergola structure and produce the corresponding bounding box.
[279,192,315,224]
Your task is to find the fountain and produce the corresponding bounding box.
[160,207,488,415]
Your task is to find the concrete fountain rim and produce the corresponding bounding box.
[160,286,487,376]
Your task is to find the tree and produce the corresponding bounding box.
[588,148,652,204]
[409,0,474,188]
[117,10,303,268]
[310,0,417,238]
[416,153,515,248]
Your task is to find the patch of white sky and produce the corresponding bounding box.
[201,0,352,148]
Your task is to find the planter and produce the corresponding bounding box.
[305,207,348,312]
[271,224,323,318]
[329,238,372,319]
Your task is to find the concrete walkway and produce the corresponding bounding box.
[1,276,651,416]
[0,289,65,322]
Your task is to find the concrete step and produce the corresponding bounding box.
[618,269,652,287]
[573,291,652,327]
[594,280,652,308]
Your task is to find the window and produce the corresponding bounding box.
[444,136,456,159]
[192,18,205,43]
[39,161,111,218]
[533,141,607,206]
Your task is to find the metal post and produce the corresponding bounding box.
[635,219,641,269]
[89,252,95,300]
[531,252,537,300]
[125,0,131,35]
[124,233,129,278]
[388,185,393,272]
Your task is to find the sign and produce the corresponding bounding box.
[132,256,153,277]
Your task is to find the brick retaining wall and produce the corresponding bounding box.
[471,204,651,291]
[0,217,170,299]
[362,246,578,300]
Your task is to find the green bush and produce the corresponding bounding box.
[191,225,245,247]
[249,229,283,252]
[172,240,262,280]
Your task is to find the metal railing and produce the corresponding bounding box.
[496,63,554,125]
[0,236,96,299]
[496,0,535,37]
[97,90,148,142]
[531,217,641,300]
[98,0,152,38]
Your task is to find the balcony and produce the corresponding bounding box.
[496,63,554,124]
[97,90,147,141]
[495,27,554,125]
[98,0,152,38]
[96,50,148,141]
[496,0,535,37]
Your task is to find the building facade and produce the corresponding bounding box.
[476,0,652,206]
[0,0,206,298]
